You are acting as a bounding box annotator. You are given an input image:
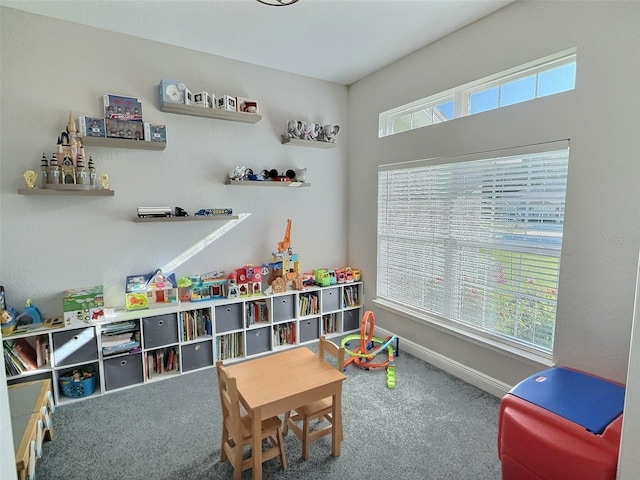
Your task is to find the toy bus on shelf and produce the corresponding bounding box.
[194,208,233,216]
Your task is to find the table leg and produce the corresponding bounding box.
[332,383,343,457]
[251,407,262,480]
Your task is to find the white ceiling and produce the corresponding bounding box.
[1,0,514,85]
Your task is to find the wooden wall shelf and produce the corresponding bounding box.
[82,136,166,150]
[134,215,240,223]
[225,180,310,188]
[18,188,114,196]
[160,102,262,124]
[281,136,336,149]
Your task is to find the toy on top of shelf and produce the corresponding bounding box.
[319,124,340,143]
[263,219,303,293]
[63,285,104,323]
[278,219,292,253]
[31,112,110,191]
[136,206,188,218]
[189,270,227,301]
[16,299,43,327]
[286,120,303,139]
[125,269,177,310]
[233,265,262,297]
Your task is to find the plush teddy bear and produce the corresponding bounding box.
[1,309,12,324]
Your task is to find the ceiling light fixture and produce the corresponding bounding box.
[257,0,300,6]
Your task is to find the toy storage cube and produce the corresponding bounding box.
[142,314,178,349]
[272,294,295,322]
[321,287,341,312]
[299,319,320,343]
[343,308,362,332]
[181,340,213,372]
[245,326,271,356]
[498,367,625,480]
[103,353,144,391]
[52,328,98,367]
[215,304,243,333]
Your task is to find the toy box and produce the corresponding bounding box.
[79,116,106,137]
[144,123,167,143]
[103,94,143,122]
[498,367,625,480]
[106,118,144,140]
[63,285,104,322]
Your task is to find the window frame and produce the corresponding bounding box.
[378,48,577,138]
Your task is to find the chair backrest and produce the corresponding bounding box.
[216,360,243,441]
[318,336,345,371]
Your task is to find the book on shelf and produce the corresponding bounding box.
[3,338,38,371]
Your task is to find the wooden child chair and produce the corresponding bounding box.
[283,336,345,460]
[216,360,287,479]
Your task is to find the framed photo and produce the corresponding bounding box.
[160,79,186,105]
[236,96,259,114]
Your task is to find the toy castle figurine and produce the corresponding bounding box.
[35,112,109,190]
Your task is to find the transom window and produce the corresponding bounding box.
[376,142,570,355]
[379,49,576,137]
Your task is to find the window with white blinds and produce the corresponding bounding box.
[377,142,569,354]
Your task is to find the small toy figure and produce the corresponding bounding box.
[23,170,37,188]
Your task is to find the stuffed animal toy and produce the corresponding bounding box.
[321,124,340,143]
[301,121,318,140]
[286,120,302,139]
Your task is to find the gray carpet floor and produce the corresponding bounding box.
[36,340,502,479]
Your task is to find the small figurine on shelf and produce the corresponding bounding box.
[99,173,110,190]
[23,170,37,188]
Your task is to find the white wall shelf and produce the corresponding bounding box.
[82,136,166,150]
[160,102,262,124]
[281,136,336,149]
[18,188,114,196]
[225,180,310,188]
[134,214,240,223]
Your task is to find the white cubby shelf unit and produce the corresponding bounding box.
[3,282,363,405]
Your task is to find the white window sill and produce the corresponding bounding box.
[372,298,555,368]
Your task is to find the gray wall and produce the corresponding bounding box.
[0,8,348,464]
[0,8,349,316]
[348,0,640,387]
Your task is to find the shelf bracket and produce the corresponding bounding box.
[161,213,251,272]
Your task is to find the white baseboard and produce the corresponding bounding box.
[375,326,512,398]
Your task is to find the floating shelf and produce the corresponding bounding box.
[82,136,166,150]
[225,180,310,188]
[18,188,114,196]
[160,102,262,124]
[281,136,336,149]
[134,214,240,223]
